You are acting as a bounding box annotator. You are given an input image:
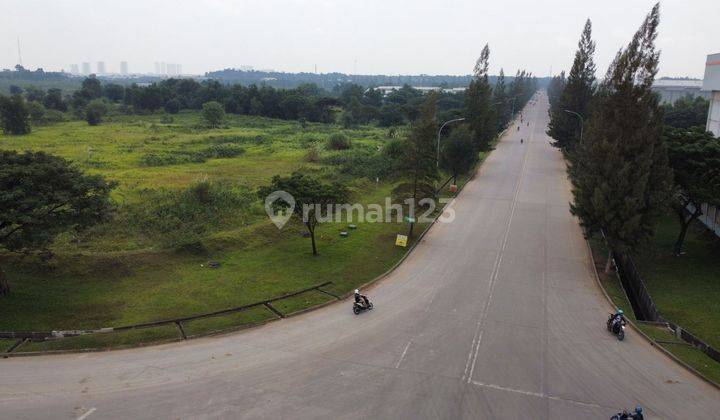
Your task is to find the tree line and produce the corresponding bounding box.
[547,3,720,266]
[1,56,537,294]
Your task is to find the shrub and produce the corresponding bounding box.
[164,99,181,114]
[383,138,405,159]
[44,109,66,123]
[86,99,108,126]
[160,114,174,124]
[326,133,352,150]
[139,151,206,167]
[27,101,46,124]
[119,181,254,248]
[202,101,225,128]
[323,149,396,180]
[305,147,320,163]
[203,143,245,158]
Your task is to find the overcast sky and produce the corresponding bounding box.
[1,0,718,78]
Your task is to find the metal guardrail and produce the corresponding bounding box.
[2,281,337,354]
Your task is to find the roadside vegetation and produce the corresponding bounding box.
[548,3,720,380]
[0,58,537,351]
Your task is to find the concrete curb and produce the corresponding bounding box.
[2,123,509,359]
[584,237,720,390]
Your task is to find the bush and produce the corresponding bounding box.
[27,101,46,124]
[119,181,254,248]
[139,151,206,167]
[202,101,225,128]
[383,138,405,159]
[86,100,108,126]
[323,149,396,180]
[164,99,181,114]
[326,133,352,150]
[160,114,174,124]
[305,147,320,163]
[44,109,66,123]
[203,143,245,158]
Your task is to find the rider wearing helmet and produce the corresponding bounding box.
[633,405,644,420]
[612,308,625,332]
[354,289,370,307]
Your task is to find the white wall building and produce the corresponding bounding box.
[703,52,720,136]
[698,52,720,236]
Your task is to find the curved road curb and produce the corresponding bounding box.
[3,124,503,359]
[584,237,720,390]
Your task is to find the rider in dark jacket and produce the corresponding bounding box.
[354,289,370,307]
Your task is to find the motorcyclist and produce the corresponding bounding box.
[632,405,644,420]
[354,289,370,308]
[611,308,625,333]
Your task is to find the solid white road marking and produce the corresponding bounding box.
[76,407,97,420]
[470,380,603,409]
[395,341,412,369]
[463,107,535,384]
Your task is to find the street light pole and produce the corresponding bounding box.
[436,117,466,167]
[563,110,584,143]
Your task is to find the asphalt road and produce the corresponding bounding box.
[2,93,719,419]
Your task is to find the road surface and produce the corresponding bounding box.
[2,93,719,419]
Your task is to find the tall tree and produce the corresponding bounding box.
[570,3,673,271]
[401,92,440,236]
[548,19,597,154]
[0,151,115,295]
[440,125,478,184]
[493,69,510,130]
[465,44,496,151]
[664,127,720,255]
[0,94,31,135]
[258,172,348,256]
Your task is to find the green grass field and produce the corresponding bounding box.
[589,231,720,385]
[0,111,452,352]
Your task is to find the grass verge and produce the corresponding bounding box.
[588,236,720,385]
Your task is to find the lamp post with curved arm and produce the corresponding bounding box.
[564,109,584,144]
[436,117,466,167]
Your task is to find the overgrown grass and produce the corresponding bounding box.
[0,112,437,351]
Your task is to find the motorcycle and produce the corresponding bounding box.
[606,314,626,341]
[353,297,374,315]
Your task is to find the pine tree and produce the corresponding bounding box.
[548,19,596,154]
[465,44,496,151]
[493,69,510,130]
[401,92,440,236]
[570,3,672,271]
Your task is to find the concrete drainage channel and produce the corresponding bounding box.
[1,281,339,357]
[586,238,720,389]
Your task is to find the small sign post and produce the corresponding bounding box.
[395,234,408,247]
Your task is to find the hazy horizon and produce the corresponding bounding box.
[2,0,718,78]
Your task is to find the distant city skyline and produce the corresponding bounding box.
[2,0,719,78]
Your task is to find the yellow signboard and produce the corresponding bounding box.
[395,234,408,247]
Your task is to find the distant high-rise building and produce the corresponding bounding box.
[81,62,91,74]
[154,62,160,74]
[120,61,128,75]
[70,64,79,74]
[177,64,182,75]
[161,62,167,75]
[96,61,106,74]
[167,63,176,75]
